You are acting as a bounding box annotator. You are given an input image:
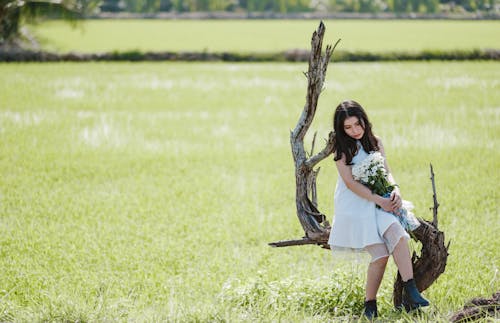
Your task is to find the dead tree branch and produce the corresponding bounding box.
[431,163,440,228]
[450,291,500,322]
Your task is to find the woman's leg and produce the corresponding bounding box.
[384,223,429,309]
[382,223,413,281]
[365,256,388,300]
[364,245,389,318]
[392,237,413,281]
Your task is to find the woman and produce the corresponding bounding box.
[328,100,429,319]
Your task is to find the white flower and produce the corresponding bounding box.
[351,152,387,186]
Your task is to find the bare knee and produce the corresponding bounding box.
[395,236,406,248]
[370,256,389,267]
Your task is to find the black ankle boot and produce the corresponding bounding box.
[364,299,378,320]
[402,279,429,311]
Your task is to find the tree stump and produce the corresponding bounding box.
[269,21,449,307]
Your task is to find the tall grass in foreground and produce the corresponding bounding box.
[0,62,499,321]
[29,19,500,54]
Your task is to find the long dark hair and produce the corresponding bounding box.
[332,100,379,164]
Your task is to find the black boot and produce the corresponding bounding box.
[402,279,429,311]
[364,299,378,320]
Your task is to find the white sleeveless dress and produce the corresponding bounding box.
[328,142,407,253]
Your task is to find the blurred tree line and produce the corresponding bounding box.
[101,0,497,14]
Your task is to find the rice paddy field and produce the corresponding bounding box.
[0,59,499,321]
[29,19,500,53]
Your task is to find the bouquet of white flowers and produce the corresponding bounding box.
[352,152,420,231]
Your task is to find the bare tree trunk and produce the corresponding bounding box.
[0,4,21,43]
[268,22,339,248]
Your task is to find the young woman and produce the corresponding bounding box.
[327,100,429,319]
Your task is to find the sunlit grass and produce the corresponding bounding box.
[29,19,500,53]
[0,61,499,321]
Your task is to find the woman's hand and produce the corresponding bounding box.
[376,196,396,212]
[374,190,402,213]
[390,190,403,211]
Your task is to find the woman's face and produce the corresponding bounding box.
[343,116,364,140]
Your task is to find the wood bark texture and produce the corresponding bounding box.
[450,291,500,322]
[270,21,338,249]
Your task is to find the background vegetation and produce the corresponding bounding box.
[1,61,499,321]
[2,0,498,49]
[29,19,500,54]
[0,0,101,44]
[99,0,497,14]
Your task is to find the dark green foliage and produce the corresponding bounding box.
[2,48,497,62]
[121,0,163,13]
[110,49,145,61]
[100,0,124,12]
[0,1,21,43]
[0,0,99,45]
[94,0,497,14]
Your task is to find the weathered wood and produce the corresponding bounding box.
[287,22,339,240]
[450,291,500,322]
[430,163,440,228]
[269,237,329,248]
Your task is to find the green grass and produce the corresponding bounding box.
[29,19,500,53]
[0,61,499,321]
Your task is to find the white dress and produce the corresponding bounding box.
[328,142,408,254]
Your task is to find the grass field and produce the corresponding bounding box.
[29,19,500,53]
[1,61,499,321]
